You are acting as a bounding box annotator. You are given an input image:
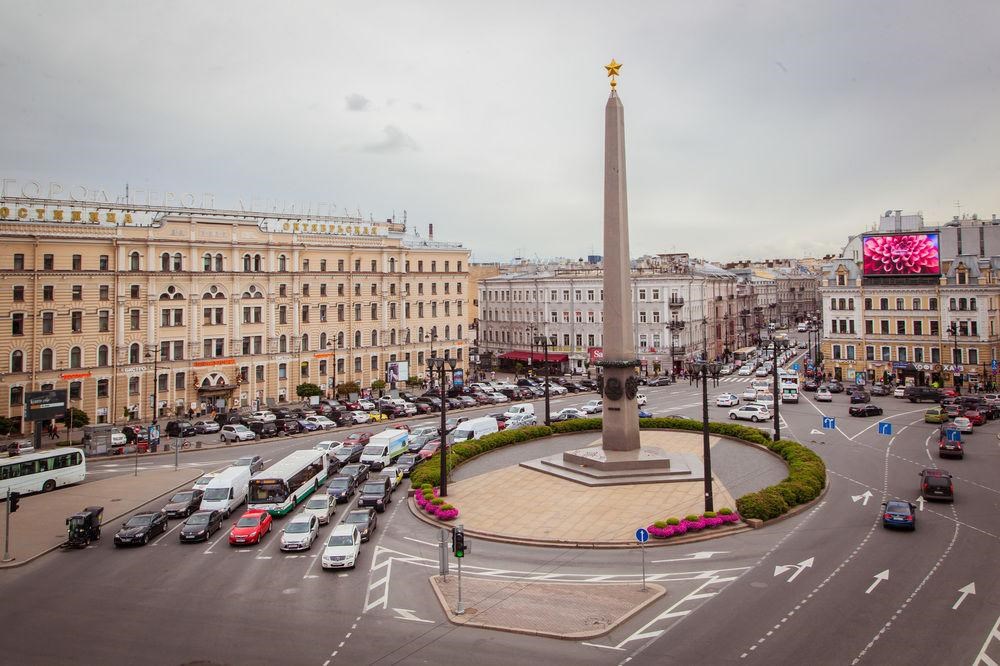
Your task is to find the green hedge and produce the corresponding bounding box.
[410,416,825,523]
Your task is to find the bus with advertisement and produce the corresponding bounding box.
[248,450,328,516]
[733,346,757,367]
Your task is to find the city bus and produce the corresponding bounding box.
[248,450,328,516]
[733,346,757,367]
[0,447,86,494]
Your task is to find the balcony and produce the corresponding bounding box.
[670,345,686,354]
[666,320,686,331]
[668,297,685,309]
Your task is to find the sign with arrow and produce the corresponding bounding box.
[852,490,873,506]
[953,582,976,609]
[945,429,961,442]
[822,416,836,430]
[878,421,892,436]
[866,569,889,594]
[774,557,814,582]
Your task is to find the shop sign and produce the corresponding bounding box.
[193,358,235,368]
[0,202,156,227]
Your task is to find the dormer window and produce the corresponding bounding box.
[957,268,968,285]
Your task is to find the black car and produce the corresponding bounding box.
[849,391,871,404]
[905,386,942,403]
[396,453,422,477]
[179,510,224,542]
[247,420,278,439]
[165,420,197,438]
[162,489,204,518]
[326,475,357,503]
[919,468,954,501]
[802,379,819,392]
[333,444,364,465]
[276,418,302,435]
[114,511,168,547]
[340,463,370,485]
[647,377,673,387]
[343,508,378,542]
[848,404,883,417]
[326,456,344,476]
[234,455,265,474]
[214,412,243,426]
[272,408,293,420]
[357,476,393,513]
[826,381,845,394]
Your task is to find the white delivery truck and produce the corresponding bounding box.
[199,465,251,517]
[360,429,409,471]
[447,417,499,444]
[504,403,536,419]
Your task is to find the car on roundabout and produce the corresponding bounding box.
[881,500,916,530]
[581,400,603,414]
[849,390,871,404]
[340,463,370,485]
[396,453,422,477]
[924,407,948,424]
[647,376,673,386]
[179,510,224,543]
[716,393,740,407]
[321,525,362,570]
[893,386,906,398]
[344,432,372,447]
[380,466,404,491]
[755,367,770,377]
[162,489,205,519]
[114,511,168,547]
[741,387,760,401]
[754,393,775,409]
[737,365,754,377]
[952,416,973,434]
[302,494,336,525]
[279,513,320,552]
[919,468,954,501]
[552,408,585,422]
[802,380,819,392]
[815,387,833,402]
[848,404,883,417]
[827,381,845,393]
[233,455,265,474]
[228,509,272,546]
[937,428,964,459]
[635,393,648,406]
[728,404,770,422]
[343,508,378,542]
[638,408,653,418]
[964,410,986,426]
[326,475,357,503]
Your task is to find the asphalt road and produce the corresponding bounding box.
[3,361,999,666]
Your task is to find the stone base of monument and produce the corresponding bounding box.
[520,436,705,487]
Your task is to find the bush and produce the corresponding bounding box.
[718,507,733,515]
[684,514,700,522]
[653,520,669,529]
[703,511,717,518]
[737,487,789,521]
[666,517,680,525]
[431,498,445,506]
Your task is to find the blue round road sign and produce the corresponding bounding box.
[635,528,650,543]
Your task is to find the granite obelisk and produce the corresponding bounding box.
[599,60,641,452]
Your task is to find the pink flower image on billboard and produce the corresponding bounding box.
[862,233,940,276]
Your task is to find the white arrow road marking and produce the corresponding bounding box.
[852,490,873,506]
[866,570,890,594]
[393,608,434,623]
[810,429,824,435]
[773,557,814,582]
[915,497,926,511]
[651,551,730,564]
[953,582,976,609]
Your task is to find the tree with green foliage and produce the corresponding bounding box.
[295,383,323,398]
[336,381,360,397]
[61,407,89,428]
[406,375,423,388]
[370,379,387,396]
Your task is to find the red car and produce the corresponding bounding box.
[345,432,372,446]
[964,410,986,426]
[228,509,272,546]
[418,440,441,460]
[942,388,958,398]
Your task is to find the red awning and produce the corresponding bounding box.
[500,350,569,363]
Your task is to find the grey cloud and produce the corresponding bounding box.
[363,126,418,154]
[345,94,371,111]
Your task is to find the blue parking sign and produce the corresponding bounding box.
[878,421,892,436]
[822,416,836,430]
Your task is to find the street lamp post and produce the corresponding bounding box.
[427,357,457,496]
[526,327,536,378]
[534,334,551,426]
[686,351,720,513]
[140,345,161,476]
[769,336,791,441]
[948,322,960,393]
[428,331,438,388]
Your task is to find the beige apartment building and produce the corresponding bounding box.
[0,198,469,432]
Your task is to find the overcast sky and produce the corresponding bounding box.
[3,1,1000,263]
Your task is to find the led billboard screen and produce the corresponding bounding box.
[386,361,409,384]
[862,233,940,276]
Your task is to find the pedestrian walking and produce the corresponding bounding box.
[49,422,59,440]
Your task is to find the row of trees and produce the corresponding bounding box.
[295,375,425,400]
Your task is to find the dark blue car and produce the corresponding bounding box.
[882,500,916,530]
[296,419,320,432]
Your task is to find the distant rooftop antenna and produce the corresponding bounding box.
[955,200,963,216]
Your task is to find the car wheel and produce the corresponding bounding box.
[142,534,149,545]
[42,479,56,493]
[729,413,736,420]
[751,416,759,422]
[220,435,226,442]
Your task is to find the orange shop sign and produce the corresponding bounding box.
[60,372,92,380]
[193,358,236,368]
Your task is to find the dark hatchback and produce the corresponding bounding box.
[938,428,964,459]
[357,477,393,513]
[333,444,365,465]
[340,463,370,485]
[848,404,883,417]
[326,475,357,503]
[162,489,204,519]
[881,500,916,530]
[919,468,954,501]
[247,420,278,439]
[179,510,224,542]
[343,508,378,542]
[396,453,422,477]
[114,512,168,547]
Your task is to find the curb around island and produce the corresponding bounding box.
[0,468,204,570]
[428,575,667,640]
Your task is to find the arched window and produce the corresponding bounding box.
[431,326,438,340]
[970,297,977,311]
[97,345,109,367]
[319,332,328,349]
[173,253,183,271]
[203,254,212,271]
[214,254,223,271]
[457,324,463,339]
[69,346,82,368]
[337,332,345,348]
[243,254,252,272]
[444,325,450,340]
[301,334,310,352]
[202,286,225,300]
[830,298,837,311]
[405,329,411,344]
[950,298,957,310]
[847,299,854,310]
[10,350,23,373]
[355,331,362,348]
[418,327,425,343]
[371,303,378,320]
[959,298,967,311]
[278,255,287,271]
[838,298,846,310]
[129,343,140,364]
[161,253,171,271]
[389,258,396,273]
[242,285,263,299]
[130,252,140,271]
[279,335,288,353]
[371,330,378,346]
[253,255,262,272]
[390,329,396,345]
[41,348,54,371]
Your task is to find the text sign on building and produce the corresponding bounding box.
[25,389,68,422]
[0,202,157,227]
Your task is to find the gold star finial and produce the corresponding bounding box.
[605,58,622,89]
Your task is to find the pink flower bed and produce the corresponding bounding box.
[646,512,741,539]
[414,488,459,521]
[436,508,460,520]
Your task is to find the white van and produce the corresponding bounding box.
[504,403,536,419]
[447,417,499,444]
[199,466,251,517]
[360,429,409,471]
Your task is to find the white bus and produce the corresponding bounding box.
[248,450,329,516]
[0,447,86,494]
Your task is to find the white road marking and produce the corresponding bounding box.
[393,608,434,623]
[402,536,439,547]
[152,520,185,545]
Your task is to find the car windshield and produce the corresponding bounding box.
[306,498,327,509]
[886,502,909,513]
[169,492,194,503]
[344,513,368,524]
[125,515,153,527]
[421,442,438,451]
[235,458,253,465]
[329,477,350,488]
[328,534,354,547]
[362,445,385,455]
[285,521,312,533]
[399,456,416,465]
[186,513,210,525]
[362,483,385,494]
[194,476,214,487]
[203,488,230,501]
[236,516,260,527]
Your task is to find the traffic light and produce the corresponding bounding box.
[451,525,465,558]
[8,492,20,514]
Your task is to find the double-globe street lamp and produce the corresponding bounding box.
[768,336,792,442]
[533,334,552,427]
[685,353,720,513]
[427,356,458,497]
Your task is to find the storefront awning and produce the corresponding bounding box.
[500,350,569,364]
[197,384,237,395]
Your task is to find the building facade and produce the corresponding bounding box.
[1,198,469,432]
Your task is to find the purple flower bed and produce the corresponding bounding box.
[648,525,675,538]
[704,515,724,527]
[437,508,460,520]
[644,511,742,539]
[682,518,707,531]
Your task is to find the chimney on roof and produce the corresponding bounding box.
[428,223,434,239]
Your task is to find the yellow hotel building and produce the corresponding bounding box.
[0,197,469,433]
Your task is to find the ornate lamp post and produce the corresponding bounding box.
[534,334,552,426]
[686,351,720,513]
[768,335,792,441]
[427,356,457,496]
[948,322,961,393]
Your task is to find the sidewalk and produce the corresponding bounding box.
[0,468,203,568]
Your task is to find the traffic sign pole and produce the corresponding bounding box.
[635,527,649,592]
[3,489,13,563]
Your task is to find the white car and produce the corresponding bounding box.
[753,394,775,408]
[548,384,568,395]
[302,495,336,525]
[314,440,343,453]
[719,365,734,375]
[357,400,376,411]
[251,411,276,423]
[322,525,362,569]
[738,366,754,376]
[815,388,832,402]
[716,393,740,407]
[953,417,974,434]
[488,392,510,403]
[220,424,256,442]
[306,415,336,430]
[380,466,404,491]
[280,514,320,551]
[755,367,770,377]
[506,413,537,428]
[193,419,220,433]
[581,400,603,414]
[728,405,771,422]
[635,393,648,407]
[553,408,586,421]
[350,411,371,424]
[742,387,760,401]
[893,386,906,398]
